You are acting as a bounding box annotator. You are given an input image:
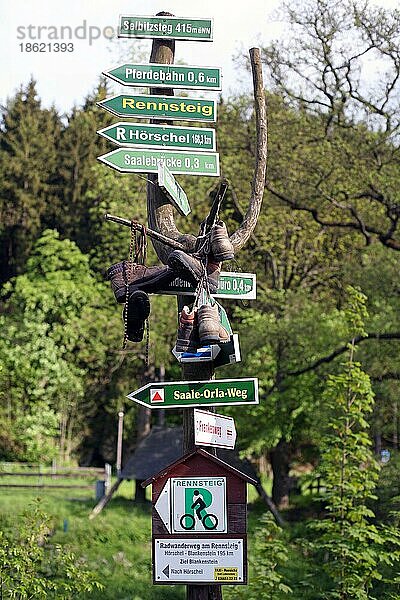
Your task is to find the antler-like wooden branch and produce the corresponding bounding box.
[147,20,267,262]
[230,47,267,251]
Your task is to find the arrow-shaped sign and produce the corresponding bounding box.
[194,409,237,449]
[103,63,222,91]
[127,378,259,410]
[97,122,216,152]
[96,94,217,122]
[154,480,171,532]
[158,162,191,216]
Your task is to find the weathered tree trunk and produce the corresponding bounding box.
[270,439,292,508]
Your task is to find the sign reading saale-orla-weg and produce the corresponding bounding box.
[97,122,216,152]
[127,378,259,410]
[103,63,221,91]
[97,148,219,177]
[97,94,217,122]
[118,15,213,42]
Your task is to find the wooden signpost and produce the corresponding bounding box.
[143,449,257,586]
[98,8,267,599]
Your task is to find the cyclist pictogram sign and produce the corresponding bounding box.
[171,476,227,533]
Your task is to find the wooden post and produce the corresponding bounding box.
[146,15,222,600]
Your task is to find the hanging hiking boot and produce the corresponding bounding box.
[167,250,221,293]
[123,289,151,343]
[175,306,200,353]
[198,304,230,346]
[210,221,235,262]
[106,261,175,303]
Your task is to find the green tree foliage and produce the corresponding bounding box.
[0,79,62,281]
[0,500,102,598]
[307,287,400,598]
[228,513,292,599]
[0,229,118,462]
[56,80,114,252]
[259,0,400,252]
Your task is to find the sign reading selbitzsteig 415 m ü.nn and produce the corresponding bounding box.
[103,63,221,91]
[118,15,213,41]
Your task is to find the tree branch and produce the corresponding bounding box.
[230,48,268,251]
[286,332,400,378]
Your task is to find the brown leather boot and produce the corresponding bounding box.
[167,250,221,293]
[175,306,200,353]
[210,221,234,262]
[106,261,175,303]
[123,290,151,342]
[198,304,230,346]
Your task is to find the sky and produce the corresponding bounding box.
[1,0,398,115]
[0,0,284,114]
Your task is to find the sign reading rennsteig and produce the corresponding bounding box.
[97,95,217,122]
[97,122,216,152]
[103,63,221,91]
[119,15,213,41]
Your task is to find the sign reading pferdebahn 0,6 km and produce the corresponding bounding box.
[103,63,221,91]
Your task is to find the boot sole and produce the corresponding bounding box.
[168,255,219,294]
[114,269,175,302]
[124,291,151,342]
[167,254,201,286]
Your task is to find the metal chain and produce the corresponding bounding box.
[122,222,151,362]
[122,222,136,350]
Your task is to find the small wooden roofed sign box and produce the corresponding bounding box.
[142,448,257,535]
[143,449,256,586]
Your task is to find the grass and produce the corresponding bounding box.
[0,480,184,599]
[0,476,278,599]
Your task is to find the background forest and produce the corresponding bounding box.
[1,0,400,598]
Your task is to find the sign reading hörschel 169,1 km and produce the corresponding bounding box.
[97,122,216,152]
[97,95,217,122]
[103,63,221,91]
[119,15,213,41]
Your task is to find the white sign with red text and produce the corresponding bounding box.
[194,409,236,449]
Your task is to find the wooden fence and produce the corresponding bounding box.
[0,462,112,499]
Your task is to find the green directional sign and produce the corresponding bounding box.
[97,148,219,176]
[103,63,221,91]
[119,15,213,41]
[127,378,259,409]
[96,94,217,122]
[158,162,191,216]
[97,122,216,151]
[155,272,257,300]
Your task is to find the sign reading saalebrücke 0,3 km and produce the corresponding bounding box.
[127,378,259,409]
[103,63,221,91]
[118,15,213,41]
[98,148,219,176]
[97,95,217,122]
